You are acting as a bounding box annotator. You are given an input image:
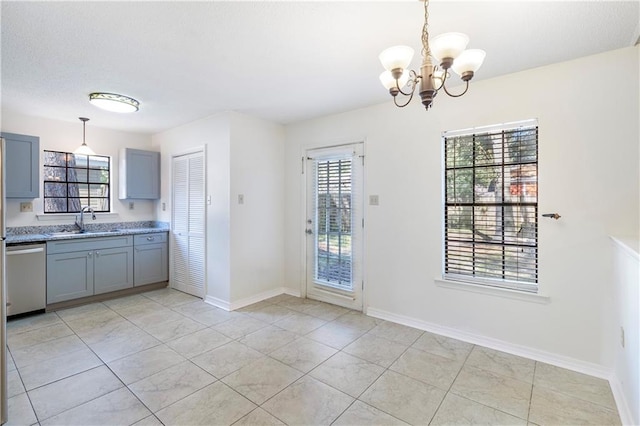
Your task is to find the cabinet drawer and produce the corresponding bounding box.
[134,233,167,246]
[47,235,133,254]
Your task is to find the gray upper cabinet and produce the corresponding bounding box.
[119,148,160,199]
[1,132,40,198]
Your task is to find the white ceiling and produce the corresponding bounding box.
[2,1,638,135]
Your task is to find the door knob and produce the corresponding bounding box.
[305,229,313,235]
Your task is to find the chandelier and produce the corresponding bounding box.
[379,0,485,110]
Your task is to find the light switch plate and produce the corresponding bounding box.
[369,195,379,206]
[238,194,244,204]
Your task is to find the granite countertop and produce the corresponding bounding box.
[6,221,170,245]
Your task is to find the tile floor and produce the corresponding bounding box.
[5,288,621,425]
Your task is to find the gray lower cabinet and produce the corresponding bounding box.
[47,236,134,304]
[94,246,134,295]
[47,251,94,303]
[134,233,168,286]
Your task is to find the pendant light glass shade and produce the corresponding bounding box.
[379,46,414,71]
[451,49,487,76]
[74,117,96,156]
[430,32,469,62]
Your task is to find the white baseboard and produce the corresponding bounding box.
[609,375,637,426]
[204,295,231,311]
[204,287,301,311]
[366,307,612,380]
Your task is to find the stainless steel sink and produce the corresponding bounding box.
[46,229,121,237]
[46,231,84,236]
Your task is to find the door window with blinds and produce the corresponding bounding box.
[314,157,353,288]
[444,120,538,292]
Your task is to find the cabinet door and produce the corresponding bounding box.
[94,246,134,295]
[47,251,93,303]
[134,243,168,286]
[119,148,160,199]
[1,132,40,198]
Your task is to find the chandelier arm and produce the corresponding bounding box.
[441,80,470,98]
[396,71,421,97]
[393,91,416,108]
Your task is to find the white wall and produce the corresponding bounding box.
[1,110,156,227]
[610,238,640,425]
[284,46,639,370]
[153,112,232,303]
[229,113,285,303]
[152,112,285,306]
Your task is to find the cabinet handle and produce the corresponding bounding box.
[95,251,100,257]
[88,251,93,257]
[146,237,155,241]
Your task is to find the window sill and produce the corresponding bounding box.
[36,212,120,222]
[435,277,550,304]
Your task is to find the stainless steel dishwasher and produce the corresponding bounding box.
[6,243,46,317]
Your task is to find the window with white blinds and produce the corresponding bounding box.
[314,157,353,289]
[444,120,538,292]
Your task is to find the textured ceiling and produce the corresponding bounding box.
[2,1,638,134]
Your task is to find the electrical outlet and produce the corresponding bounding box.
[238,194,244,205]
[369,195,379,206]
[129,201,134,210]
[621,326,625,348]
[20,202,33,212]
[162,202,166,211]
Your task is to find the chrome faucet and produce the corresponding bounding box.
[75,206,96,232]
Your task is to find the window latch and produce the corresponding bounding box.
[542,213,561,220]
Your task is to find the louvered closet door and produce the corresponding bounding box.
[171,151,205,297]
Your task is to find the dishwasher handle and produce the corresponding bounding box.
[7,247,45,256]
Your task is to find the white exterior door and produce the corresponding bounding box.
[171,150,205,297]
[305,143,364,311]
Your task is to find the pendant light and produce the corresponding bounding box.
[74,117,96,156]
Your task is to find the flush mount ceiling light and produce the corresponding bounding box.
[74,117,96,156]
[379,0,485,110]
[89,92,139,113]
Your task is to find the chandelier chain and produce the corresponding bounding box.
[421,0,431,58]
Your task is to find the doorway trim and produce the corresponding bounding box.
[300,140,366,311]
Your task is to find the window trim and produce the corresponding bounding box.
[441,119,539,293]
[43,150,112,214]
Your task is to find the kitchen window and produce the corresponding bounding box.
[443,120,538,293]
[43,150,111,213]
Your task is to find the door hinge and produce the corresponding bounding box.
[362,218,364,228]
[362,280,364,290]
[301,156,305,174]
